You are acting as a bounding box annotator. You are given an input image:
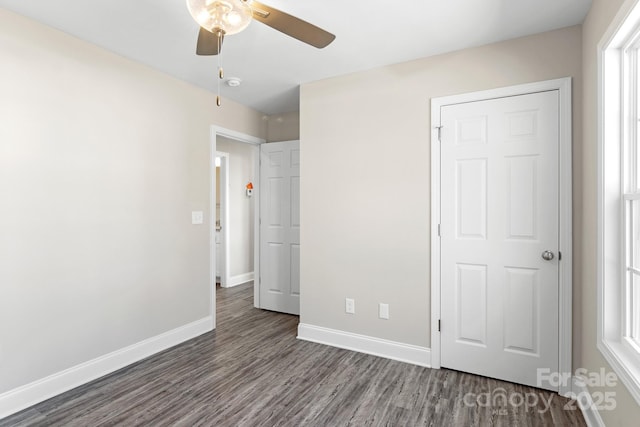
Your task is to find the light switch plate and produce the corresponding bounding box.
[379,303,389,320]
[192,211,204,225]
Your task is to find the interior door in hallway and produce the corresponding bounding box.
[439,91,560,390]
[259,140,300,315]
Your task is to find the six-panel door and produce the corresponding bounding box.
[440,91,560,390]
[259,140,301,315]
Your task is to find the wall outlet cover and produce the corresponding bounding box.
[345,298,355,314]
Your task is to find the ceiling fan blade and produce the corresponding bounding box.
[196,27,224,55]
[250,1,335,49]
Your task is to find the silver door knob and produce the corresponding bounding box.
[541,250,555,261]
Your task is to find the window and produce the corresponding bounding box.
[625,41,640,351]
[599,0,640,405]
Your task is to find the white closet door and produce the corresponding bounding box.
[259,140,300,315]
[440,91,559,390]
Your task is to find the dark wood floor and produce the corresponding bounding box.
[1,283,585,426]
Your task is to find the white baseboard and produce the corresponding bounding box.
[223,272,254,288]
[571,376,606,427]
[297,323,431,368]
[0,316,213,420]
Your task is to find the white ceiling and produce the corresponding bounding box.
[0,0,592,114]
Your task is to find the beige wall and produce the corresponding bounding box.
[217,137,256,279]
[300,25,583,348]
[0,8,265,394]
[5,0,640,421]
[266,111,300,142]
[581,0,640,424]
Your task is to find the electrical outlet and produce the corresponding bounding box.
[379,303,389,320]
[345,298,355,314]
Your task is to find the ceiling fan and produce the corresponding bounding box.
[186,0,336,56]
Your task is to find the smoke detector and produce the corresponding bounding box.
[226,77,242,87]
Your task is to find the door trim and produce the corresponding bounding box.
[429,77,573,396]
[210,126,265,329]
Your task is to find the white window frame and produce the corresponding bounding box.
[598,0,640,405]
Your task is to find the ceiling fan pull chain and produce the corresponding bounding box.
[216,30,222,107]
[216,65,223,106]
[216,70,221,106]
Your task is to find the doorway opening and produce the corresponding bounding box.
[216,137,257,290]
[210,126,264,329]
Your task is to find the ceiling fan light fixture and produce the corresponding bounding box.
[187,0,253,35]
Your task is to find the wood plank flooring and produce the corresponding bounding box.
[1,283,586,426]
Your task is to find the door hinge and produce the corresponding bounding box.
[436,126,443,142]
[437,224,441,237]
[559,251,562,261]
[438,319,441,332]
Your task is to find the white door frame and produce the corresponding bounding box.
[430,77,573,396]
[210,126,265,328]
[216,151,230,287]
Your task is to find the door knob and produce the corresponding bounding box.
[541,250,555,261]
